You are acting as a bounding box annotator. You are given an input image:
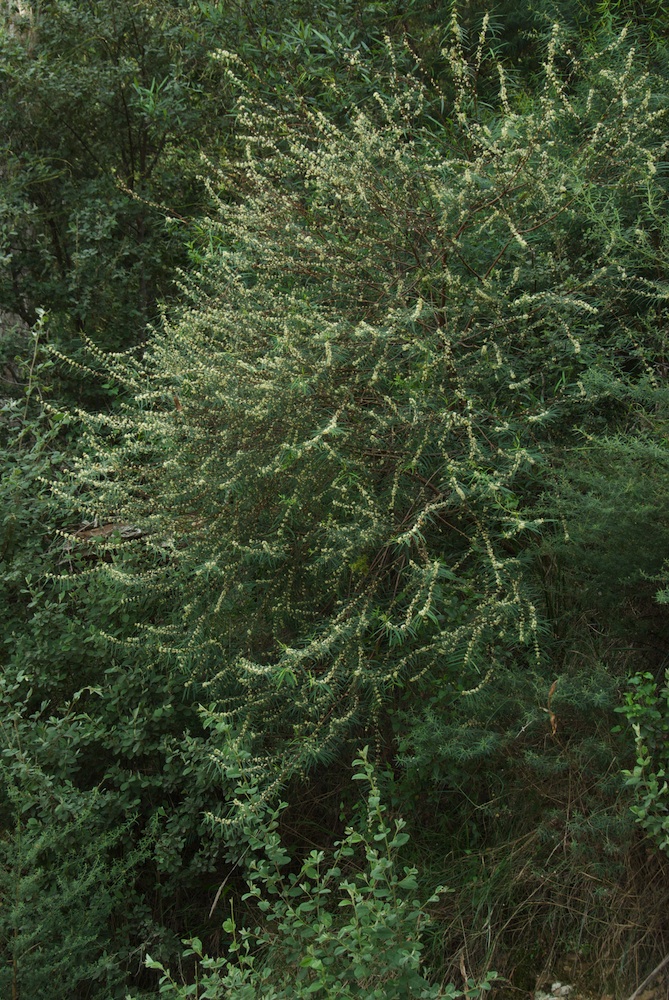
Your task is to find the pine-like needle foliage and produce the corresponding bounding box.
[62,21,668,795]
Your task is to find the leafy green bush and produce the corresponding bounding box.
[142,748,497,999]
[0,746,134,1000]
[62,20,669,795]
[0,378,137,997]
[0,343,233,992]
[617,670,669,853]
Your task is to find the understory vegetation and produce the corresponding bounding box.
[2,1,669,997]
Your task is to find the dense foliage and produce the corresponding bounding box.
[2,2,669,998]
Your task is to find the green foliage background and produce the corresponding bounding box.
[2,1,669,997]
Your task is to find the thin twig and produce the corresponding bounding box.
[625,953,669,1000]
[208,845,251,919]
